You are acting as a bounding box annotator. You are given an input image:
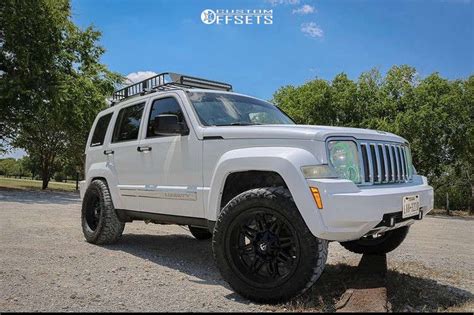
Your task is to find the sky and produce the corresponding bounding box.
[69,0,473,99]
[3,0,474,159]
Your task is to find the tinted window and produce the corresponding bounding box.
[90,113,112,147]
[147,97,186,138]
[112,103,145,143]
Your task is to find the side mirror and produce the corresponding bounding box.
[153,114,189,136]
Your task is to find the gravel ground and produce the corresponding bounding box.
[0,189,473,312]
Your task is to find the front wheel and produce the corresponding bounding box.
[212,187,328,303]
[340,226,410,255]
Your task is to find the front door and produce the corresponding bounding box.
[137,94,204,218]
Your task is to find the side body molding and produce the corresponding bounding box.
[206,146,328,238]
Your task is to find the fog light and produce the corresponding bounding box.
[310,187,323,209]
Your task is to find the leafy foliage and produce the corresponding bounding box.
[0,0,123,188]
[272,66,473,210]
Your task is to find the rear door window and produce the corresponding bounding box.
[90,113,113,147]
[112,103,145,143]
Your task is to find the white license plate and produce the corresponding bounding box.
[402,195,420,218]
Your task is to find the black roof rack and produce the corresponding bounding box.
[112,72,232,103]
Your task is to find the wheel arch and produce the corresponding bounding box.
[85,164,122,209]
[205,147,327,238]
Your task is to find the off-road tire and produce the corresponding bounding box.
[212,186,328,303]
[81,179,125,245]
[340,226,410,255]
[188,225,212,240]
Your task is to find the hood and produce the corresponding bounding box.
[202,124,407,143]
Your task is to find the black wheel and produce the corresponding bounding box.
[340,226,410,255]
[188,225,212,240]
[81,179,125,245]
[212,187,328,303]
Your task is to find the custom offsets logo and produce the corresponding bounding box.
[201,9,273,25]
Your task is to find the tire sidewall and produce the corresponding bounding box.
[81,181,106,243]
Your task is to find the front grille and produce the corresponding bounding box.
[358,141,412,185]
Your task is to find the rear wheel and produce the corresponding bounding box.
[212,187,328,303]
[188,226,212,240]
[340,226,410,255]
[81,179,125,245]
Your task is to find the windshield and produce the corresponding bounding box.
[187,92,295,126]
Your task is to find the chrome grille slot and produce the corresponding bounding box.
[392,146,400,182]
[370,144,380,183]
[385,145,393,182]
[378,144,387,182]
[401,147,408,181]
[361,144,370,182]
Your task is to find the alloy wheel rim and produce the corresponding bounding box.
[85,196,101,231]
[227,209,300,287]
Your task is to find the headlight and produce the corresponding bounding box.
[301,165,339,179]
[327,140,361,183]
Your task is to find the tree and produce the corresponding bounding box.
[19,155,40,179]
[0,0,122,189]
[0,158,18,177]
[272,79,333,125]
[331,73,359,127]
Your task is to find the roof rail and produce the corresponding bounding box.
[112,72,232,103]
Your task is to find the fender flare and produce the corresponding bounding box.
[206,146,328,238]
[85,163,123,209]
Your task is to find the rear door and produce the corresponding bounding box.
[107,101,147,210]
[86,111,114,182]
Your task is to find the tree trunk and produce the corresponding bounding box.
[40,158,51,190]
[446,192,450,216]
[470,184,473,216]
[42,174,49,189]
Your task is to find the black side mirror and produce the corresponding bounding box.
[153,114,189,136]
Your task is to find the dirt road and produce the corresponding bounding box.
[0,189,472,312]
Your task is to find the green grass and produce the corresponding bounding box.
[0,177,77,192]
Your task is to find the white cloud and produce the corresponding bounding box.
[125,71,158,84]
[301,22,323,38]
[293,4,316,14]
[266,0,300,6]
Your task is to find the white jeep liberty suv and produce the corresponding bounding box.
[80,72,434,303]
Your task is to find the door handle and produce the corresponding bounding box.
[137,146,152,152]
[103,150,114,155]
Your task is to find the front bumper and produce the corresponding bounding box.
[307,175,434,242]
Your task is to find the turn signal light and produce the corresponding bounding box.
[310,187,323,209]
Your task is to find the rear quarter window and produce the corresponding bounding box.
[90,113,113,147]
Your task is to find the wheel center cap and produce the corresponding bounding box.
[259,243,268,252]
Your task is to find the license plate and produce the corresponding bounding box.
[402,195,420,218]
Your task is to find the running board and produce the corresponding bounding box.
[116,209,214,231]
